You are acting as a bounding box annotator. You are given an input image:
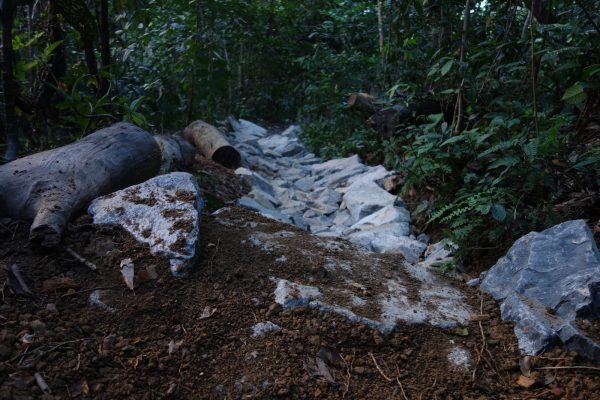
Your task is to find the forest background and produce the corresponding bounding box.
[1,0,599,266]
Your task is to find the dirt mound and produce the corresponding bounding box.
[0,209,599,399]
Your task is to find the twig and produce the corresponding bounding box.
[536,366,600,371]
[368,352,393,382]
[395,364,409,400]
[342,351,355,398]
[63,246,97,270]
[471,297,486,381]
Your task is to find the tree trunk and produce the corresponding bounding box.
[524,0,556,24]
[0,123,162,246]
[98,0,110,96]
[37,2,67,110]
[1,0,20,161]
[183,120,241,169]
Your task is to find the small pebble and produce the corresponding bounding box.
[30,320,47,333]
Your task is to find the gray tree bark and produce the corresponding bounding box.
[0,123,163,246]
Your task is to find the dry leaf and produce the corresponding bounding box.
[517,374,539,389]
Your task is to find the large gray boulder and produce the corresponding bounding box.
[88,172,203,276]
[480,220,600,361]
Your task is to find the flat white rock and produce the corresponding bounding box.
[88,172,203,276]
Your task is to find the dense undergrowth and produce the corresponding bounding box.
[1,0,599,267]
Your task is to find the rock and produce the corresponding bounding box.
[419,240,458,269]
[313,163,367,188]
[306,188,341,215]
[349,205,411,231]
[332,210,353,227]
[251,321,281,337]
[480,220,600,361]
[341,181,397,221]
[88,172,203,276]
[447,346,471,370]
[274,140,304,157]
[46,303,58,314]
[249,188,281,209]
[258,134,290,150]
[238,197,292,224]
[281,125,302,137]
[235,168,275,196]
[347,224,426,263]
[311,154,363,177]
[294,176,315,192]
[417,233,430,244]
[274,279,321,308]
[231,119,268,141]
[30,320,46,333]
[89,290,116,313]
[343,165,392,190]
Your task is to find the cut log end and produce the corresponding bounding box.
[184,120,241,169]
[212,146,241,169]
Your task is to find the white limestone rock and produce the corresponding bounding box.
[311,154,363,177]
[249,188,281,209]
[88,172,203,276]
[342,165,393,191]
[350,205,411,231]
[251,321,281,337]
[341,181,397,221]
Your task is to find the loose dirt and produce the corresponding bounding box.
[1,206,599,399]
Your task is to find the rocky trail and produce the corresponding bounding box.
[0,120,599,399]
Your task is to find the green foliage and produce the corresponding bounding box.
[3,0,600,264]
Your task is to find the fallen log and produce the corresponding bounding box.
[0,122,163,247]
[347,92,378,114]
[183,120,241,169]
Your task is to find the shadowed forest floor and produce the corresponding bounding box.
[1,205,599,399]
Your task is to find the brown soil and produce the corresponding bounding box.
[1,208,599,400]
[192,154,247,207]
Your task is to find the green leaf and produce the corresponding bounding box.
[441,135,465,146]
[582,64,600,80]
[441,60,454,76]
[488,155,519,169]
[561,83,587,104]
[491,204,507,222]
